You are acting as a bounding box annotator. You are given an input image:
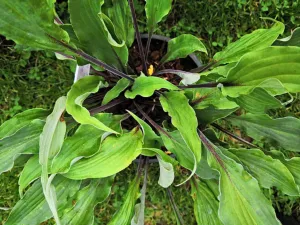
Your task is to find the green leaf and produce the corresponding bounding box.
[274,27,300,46]
[52,113,125,173]
[145,0,172,32]
[18,155,41,197]
[131,175,147,225]
[220,46,300,97]
[195,106,237,126]
[5,176,80,225]
[269,150,300,188]
[66,76,118,134]
[206,143,280,225]
[228,114,300,152]
[127,111,161,148]
[0,120,44,175]
[64,128,143,179]
[102,78,131,105]
[39,97,67,225]
[191,178,223,225]
[61,177,114,225]
[157,154,175,188]
[229,148,299,196]
[191,88,238,110]
[0,108,48,140]
[108,176,141,225]
[69,0,128,69]
[230,88,282,114]
[214,21,284,63]
[107,0,135,47]
[125,75,179,99]
[0,0,69,51]
[156,70,200,86]
[160,91,201,162]
[161,34,207,63]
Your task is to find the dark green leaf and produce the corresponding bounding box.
[274,27,300,46]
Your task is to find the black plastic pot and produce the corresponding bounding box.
[134,34,202,164]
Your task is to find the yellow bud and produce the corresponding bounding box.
[148,65,154,76]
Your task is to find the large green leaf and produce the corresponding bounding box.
[125,75,179,99]
[64,128,143,179]
[274,27,300,46]
[160,91,201,162]
[228,114,300,152]
[0,0,69,51]
[39,96,67,225]
[230,88,282,114]
[52,113,125,173]
[191,178,223,225]
[0,120,44,175]
[102,78,131,105]
[69,0,128,69]
[229,148,299,196]
[161,34,207,63]
[108,176,141,225]
[106,0,135,47]
[206,143,280,225]
[145,0,173,32]
[5,176,80,225]
[0,108,48,140]
[220,46,300,97]
[66,76,118,134]
[269,150,300,188]
[214,21,284,63]
[61,177,114,225]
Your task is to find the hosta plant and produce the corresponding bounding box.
[1,0,300,224]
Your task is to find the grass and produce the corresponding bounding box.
[1,0,300,224]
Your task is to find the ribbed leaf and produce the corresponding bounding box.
[229,148,299,196]
[125,75,179,99]
[69,0,128,69]
[214,21,284,63]
[230,88,282,114]
[5,176,80,225]
[66,76,118,134]
[0,120,44,175]
[61,177,114,225]
[206,143,280,225]
[108,176,141,225]
[106,0,135,47]
[191,178,223,225]
[0,0,69,51]
[161,34,207,63]
[39,96,67,225]
[64,128,143,179]
[102,78,131,105]
[52,113,125,173]
[195,106,237,125]
[221,46,300,97]
[145,0,172,32]
[160,91,201,162]
[269,150,300,188]
[228,114,300,152]
[274,27,300,46]
[0,108,48,140]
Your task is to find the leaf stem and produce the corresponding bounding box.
[166,188,185,225]
[211,123,258,148]
[178,83,220,89]
[128,0,148,75]
[89,98,127,115]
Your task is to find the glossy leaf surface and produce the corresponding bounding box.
[160,91,201,162]
[65,128,143,179]
[214,21,284,63]
[0,0,69,51]
[161,34,207,63]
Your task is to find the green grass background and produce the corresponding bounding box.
[1,0,300,224]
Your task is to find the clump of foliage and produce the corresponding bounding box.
[1,0,300,225]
